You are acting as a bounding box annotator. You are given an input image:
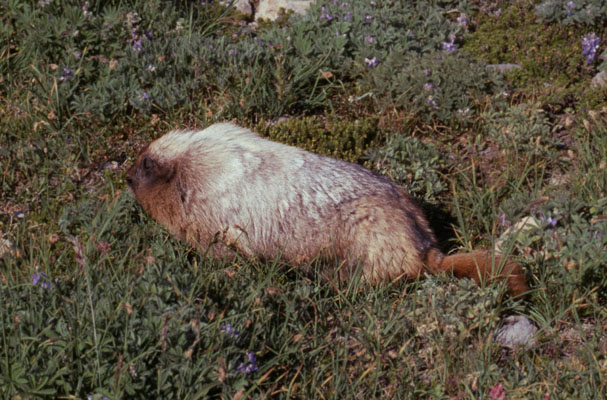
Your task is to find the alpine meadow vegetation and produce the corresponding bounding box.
[1,0,607,398]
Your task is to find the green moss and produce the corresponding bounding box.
[254,115,384,166]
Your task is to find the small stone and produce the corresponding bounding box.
[495,316,537,349]
[231,0,253,17]
[486,64,523,73]
[0,234,21,258]
[590,71,607,89]
[103,160,119,170]
[0,237,16,258]
[495,216,541,253]
[256,0,314,21]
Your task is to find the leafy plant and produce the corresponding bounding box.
[368,133,450,203]
[535,0,607,72]
[535,0,607,26]
[481,103,561,159]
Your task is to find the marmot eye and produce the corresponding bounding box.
[142,156,153,171]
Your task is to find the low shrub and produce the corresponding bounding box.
[255,115,383,165]
[367,133,450,203]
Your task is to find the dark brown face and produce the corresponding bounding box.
[126,149,177,200]
[126,148,188,235]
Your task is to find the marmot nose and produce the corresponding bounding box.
[126,176,133,186]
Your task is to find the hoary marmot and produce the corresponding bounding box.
[126,123,528,296]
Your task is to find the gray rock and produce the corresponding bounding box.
[591,71,607,89]
[486,64,523,73]
[220,0,253,17]
[234,0,253,17]
[495,216,541,253]
[494,316,537,349]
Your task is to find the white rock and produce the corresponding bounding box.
[256,0,314,21]
[495,216,541,253]
[494,316,537,349]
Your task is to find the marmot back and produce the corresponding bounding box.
[126,123,528,296]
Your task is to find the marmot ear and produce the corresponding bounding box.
[163,164,177,183]
[142,156,177,186]
[142,156,154,171]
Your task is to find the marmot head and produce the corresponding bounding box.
[126,147,176,196]
[126,146,187,231]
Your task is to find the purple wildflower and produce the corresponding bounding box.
[364,14,373,23]
[365,57,378,67]
[545,216,558,227]
[582,32,600,64]
[59,68,74,81]
[566,1,575,16]
[457,13,467,26]
[320,6,333,21]
[498,213,510,228]
[221,324,239,338]
[442,38,457,52]
[424,70,430,77]
[32,266,52,289]
[81,2,92,18]
[364,35,374,43]
[140,92,150,100]
[423,82,434,90]
[343,12,352,21]
[237,352,259,374]
[426,97,438,107]
[228,49,238,56]
[132,39,143,52]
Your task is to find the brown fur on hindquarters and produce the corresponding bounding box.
[125,123,529,297]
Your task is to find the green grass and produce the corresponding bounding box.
[1,0,607,398]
